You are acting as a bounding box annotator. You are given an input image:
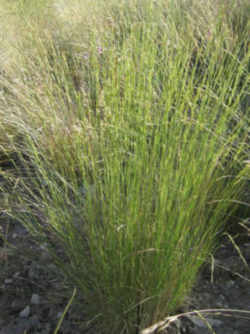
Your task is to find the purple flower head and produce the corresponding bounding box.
[97,46,103,55]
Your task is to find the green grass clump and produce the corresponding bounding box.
[0,0,249,333]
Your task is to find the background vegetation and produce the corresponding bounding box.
[0,0,249,333]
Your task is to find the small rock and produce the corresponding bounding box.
[188,316,207,328]
[188,315,222,328]
[40,243,48,251]
[206,318,223,327]
[31,293,40,305]
[19,305,30,318]
[57,311,63,319]
[4,278,13,284]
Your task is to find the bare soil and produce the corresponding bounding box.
[0,213,249,334]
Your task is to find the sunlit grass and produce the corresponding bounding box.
[0,0,249,333]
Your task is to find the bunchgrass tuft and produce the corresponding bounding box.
[0,0,249,333]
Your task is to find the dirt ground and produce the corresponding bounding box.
[0,213,249,334]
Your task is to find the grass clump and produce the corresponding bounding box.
[0,0,249,333]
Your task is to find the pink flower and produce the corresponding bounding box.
[97,46,103,55]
